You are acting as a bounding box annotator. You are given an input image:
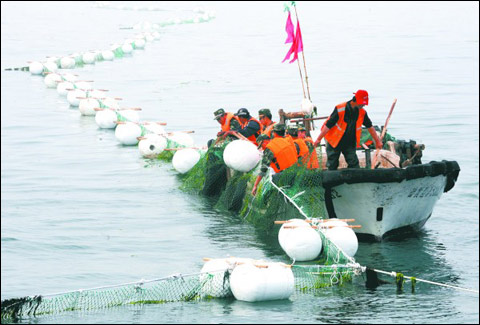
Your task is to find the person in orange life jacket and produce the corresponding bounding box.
[313,90,382,170]
[214,108,241,135]
[208,108,242,147]
[233,108,263,145]
[287,125,318,169]
[251,124,300,196]
[259,108,276,137]
[257,108,276,149]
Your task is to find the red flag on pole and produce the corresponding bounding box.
[284,12,294,44]
[282,19,303,63]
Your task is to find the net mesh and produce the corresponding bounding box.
[1,262,359,321]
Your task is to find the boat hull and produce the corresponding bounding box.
[321,160,460,240]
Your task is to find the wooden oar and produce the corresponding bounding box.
[372,99,397,169]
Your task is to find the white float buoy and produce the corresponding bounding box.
[223,140,261,173]
[43,61,57,73]
[172,148,200,173]
[67,89,86,107]
[95,109,117,129]
[29,61,44,75]
[44,73,62,88]
[82,52,96,64]
[143,123,165,135]
[325,224,358,257]
[168,132,195,148]
[134,38,146,49]
[278,219,323,261]
[101,97,120,110]
[87,89,105,99]
[57,81,74,96]
[60,56,75,69]
[74,81,92,91]
[62,73,77,83]
[101,50,114,61]
[121,43,133,54]
[230,262,294,302]
[138,134,167,158]
[117,109,140,123]
[115,122,142,145]
[79,98,99,116]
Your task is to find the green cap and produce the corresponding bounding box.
[273,123,286,132]
[256,133,270,143]
[287,125,298,136]
[258,108,271,116]
[213,108,225,120]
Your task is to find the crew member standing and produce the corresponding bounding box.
[314,90,382,170]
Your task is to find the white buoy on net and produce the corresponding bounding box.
[101,97,120,110]
[168,132,195,148]
[121,42,133,54]
[67,89,86,107]
[29,61,44,75]
[62,73,77,83]
[79,98,99,116]
[115,122,142,145]
[199,259,232,298]
[95,109,117,129]
[57,81,74,96]
[230,262,294,302]
[101,50,114,61]
[117,109,140,123]
[44,73,62,88]
[60,56,75,69]
[134,38,146,49]
[223,140,261,173]
[87,89,106,99]
[301,98,314,115]
[74,81,92,91]
[43,61,57,73]
[278,219,322,262]
[138,134,167,158]
[82,52,96,64]
[143,123,165,135]
[324,221,358,257]
[172,148,200,174]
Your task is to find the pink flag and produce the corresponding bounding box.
[284,12,294,44]
[282,19,303,63]
[289,20,303,63]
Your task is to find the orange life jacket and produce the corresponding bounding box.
[221,113,240,132]
[262,122,276,138]
[240,117,263,145]
[304,137,320,169]
[265,137,298,173]
[323,102,366,148]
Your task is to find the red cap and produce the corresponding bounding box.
[353,90,369,105]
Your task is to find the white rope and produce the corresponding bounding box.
[372,268,479,294]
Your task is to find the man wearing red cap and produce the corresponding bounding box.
[314,90,382,170]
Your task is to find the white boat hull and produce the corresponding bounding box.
[327,175,447,240]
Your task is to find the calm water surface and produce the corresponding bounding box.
[1,1,478,323]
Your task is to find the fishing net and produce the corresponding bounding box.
[1,260,360,322]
